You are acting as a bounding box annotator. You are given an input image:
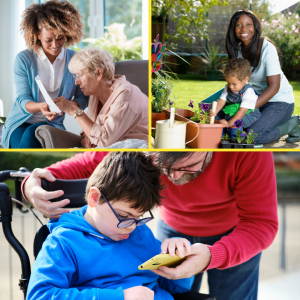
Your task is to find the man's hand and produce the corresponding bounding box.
[161,238,192,258]
[24,168,70,219]
[150,243,211,279]
[123,286,154,300]
[53,97,78,116]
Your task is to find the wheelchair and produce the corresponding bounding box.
[0,168,215,300]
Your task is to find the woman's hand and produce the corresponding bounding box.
[40,103,57,121]
[161,238,192,258]
[150,243,211,280]
[81,136,91,148]
[53,97,79,116]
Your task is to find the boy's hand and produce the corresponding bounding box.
[123,286,154,300]
[219,119,229,127]
[161,238,192,258]
[209,110,216,117]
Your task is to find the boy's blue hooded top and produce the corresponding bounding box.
[26,206,194,300]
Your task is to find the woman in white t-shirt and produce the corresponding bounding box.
[225,9,299,144]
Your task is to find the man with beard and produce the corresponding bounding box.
[22,151,277,300]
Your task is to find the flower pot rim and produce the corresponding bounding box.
[188,123,226,128]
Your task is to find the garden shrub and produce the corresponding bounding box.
[262,12,300,79]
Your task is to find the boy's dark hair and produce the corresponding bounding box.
[224,58,252,81]
[85,152,164,212]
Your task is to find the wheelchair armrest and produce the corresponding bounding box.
[41,178,88,208]
[35,125,83,149]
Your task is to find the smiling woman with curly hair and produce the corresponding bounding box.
[2,0,89,149]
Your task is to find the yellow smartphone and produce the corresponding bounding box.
[138,254,186,270]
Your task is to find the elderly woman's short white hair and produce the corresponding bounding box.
[69,48,115,80]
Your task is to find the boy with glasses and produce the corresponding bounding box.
[26,152,194,300]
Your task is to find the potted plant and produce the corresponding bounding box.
[151,77,173,128]
[244,129,258,148]
[219,121,258,148]
[166,101,225,149]
[221,133,231,148]
[199,44,226,81]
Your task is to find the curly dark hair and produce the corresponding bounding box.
[20,0,84,53]
[223,58,252,81]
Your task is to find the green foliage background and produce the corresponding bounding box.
[0,152,79,172]
[262,11,300,79]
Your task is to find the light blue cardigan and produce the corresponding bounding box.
[2,48,89,148]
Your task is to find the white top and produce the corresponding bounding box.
[26,47,66,124]
[220,84,258,110]
[238,39,294,104]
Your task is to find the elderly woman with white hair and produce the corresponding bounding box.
[53,48,148,148]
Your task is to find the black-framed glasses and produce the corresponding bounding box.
[167,152,208,175]
[101,192,154,228]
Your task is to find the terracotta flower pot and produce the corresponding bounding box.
[186,122,225,148]
[176,109,194,118]
[152,112,166,128]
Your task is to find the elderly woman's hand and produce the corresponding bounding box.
[40,103,57,121]
[81,136,91,148]
[53,97,79,116]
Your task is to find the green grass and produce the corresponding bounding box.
[172,80,300,115]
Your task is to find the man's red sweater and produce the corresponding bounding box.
[22,151,278,270]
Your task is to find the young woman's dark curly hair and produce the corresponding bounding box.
[20,0,84,53]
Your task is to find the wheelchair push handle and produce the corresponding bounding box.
[0,168,30,182]
[41,178,88,208]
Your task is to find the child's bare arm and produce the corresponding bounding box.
[209,99,226,118]
[227,107,249,127]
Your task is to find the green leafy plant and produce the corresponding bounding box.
[0,117,6,124]
[233,129,247,144]
[190,103,210,124]
[222,133,231,141]
[245,129,258,144]
[82,23,142,61]
[152,77,174,113]
[262,12,300,78]
[199,44,226,71]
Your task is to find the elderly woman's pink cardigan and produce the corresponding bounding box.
[85,75,148,147]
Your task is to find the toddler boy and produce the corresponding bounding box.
[210,58,261,128]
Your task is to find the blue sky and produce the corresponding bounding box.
[272,0,299,14]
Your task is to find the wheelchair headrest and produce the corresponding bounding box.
[41,178,88,208]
